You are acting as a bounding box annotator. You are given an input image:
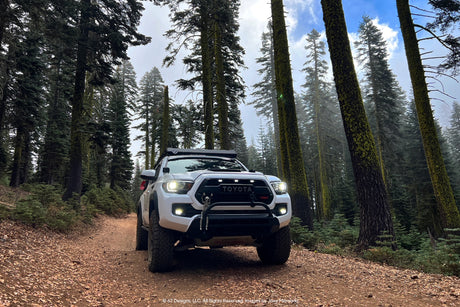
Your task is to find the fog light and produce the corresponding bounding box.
[273,204,288,216]
[174,207,185,216]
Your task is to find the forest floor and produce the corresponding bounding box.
[0,214,459,306]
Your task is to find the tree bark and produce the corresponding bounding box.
[0,0,8,47]
[200,2,214,149]
[396,0,460,228]
[214,17,230,150]
[160,86,169,154]
[321,0,394,249]
[63,0,91,202]
[271,0,312,228]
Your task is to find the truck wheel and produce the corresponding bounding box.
[135,208,148,251]
[257,226,291,265]
[147,211,176,272]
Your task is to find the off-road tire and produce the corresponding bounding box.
[147,211,176,272]
[257,225,291,265]
[135,208,148,250]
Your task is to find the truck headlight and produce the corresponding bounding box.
[271,181,288,194]
[163,180,193,194]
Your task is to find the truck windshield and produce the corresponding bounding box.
[166,158,246,174]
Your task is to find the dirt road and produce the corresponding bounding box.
[0,214,459,306]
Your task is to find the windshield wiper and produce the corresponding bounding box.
[208,168,242,172]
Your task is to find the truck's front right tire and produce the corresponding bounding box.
[147,211,176,272]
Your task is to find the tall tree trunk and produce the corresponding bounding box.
[312,44,331,219]
[200,2,214,149]
[271,0,313,228]
[145,109,150,169]
[10,128,25,187]
[214,18,230,150]
[396,0,460,229]
[63,0,90,202]
[267,25,283,177]
[0,0,8,47]
[321,0,394,249]
[160,86,169,154]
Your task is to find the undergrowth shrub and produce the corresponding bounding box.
[291,215,459,277]
[12,184,77,231]
[82,186,134,217]
[5,184,135,232]
[290,214,358,253]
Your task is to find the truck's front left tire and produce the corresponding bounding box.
[257,225,291,265]
[147,211,177,272]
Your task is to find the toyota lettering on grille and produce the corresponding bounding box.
[220,184,253,193]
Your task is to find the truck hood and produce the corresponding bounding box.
[167,170,282,183]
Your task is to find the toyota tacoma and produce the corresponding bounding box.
[136,148,291,272]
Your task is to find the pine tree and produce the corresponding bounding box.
[301,29,334,219]
[10,25,46,187]
[38,0,76,185]
[354,16,409,226]
[426,0,460,74]
[174,100,202,149]
[397,0,460,228]
[135,67,165,168]
[321,0,394,249]
[447,102,460,204]
[160,86,170,154]
[250,22,281,176]
[64,0,150,200]
[159,0,245,150]
[402,102,439,233]
[108,61,136,190]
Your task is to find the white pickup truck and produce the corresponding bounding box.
[136,148,291,272]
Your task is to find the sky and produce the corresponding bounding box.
[127,0,459,154]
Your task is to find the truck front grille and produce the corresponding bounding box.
[194,178,273,205]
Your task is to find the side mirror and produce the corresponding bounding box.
[140,169,156,180]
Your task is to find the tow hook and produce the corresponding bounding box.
[200,194,212,232]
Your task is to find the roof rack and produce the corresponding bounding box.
[153,148,238,168]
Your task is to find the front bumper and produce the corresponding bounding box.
[155,174,291,241]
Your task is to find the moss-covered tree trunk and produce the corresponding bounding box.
[160,85,169,154]
[321,0,394,249]
[63,0,91,201]
[396,0,460,229]
[213,17,230,150]
[271,0,312,228]
[268,26,283,177]
[200,2,214,150]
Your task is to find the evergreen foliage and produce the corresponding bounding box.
[354,16,409,228]
[108,61,135,190]
[157,0,246,150]
[134,67,165,168]
[301,29,347,220]
[250,22,281,176]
